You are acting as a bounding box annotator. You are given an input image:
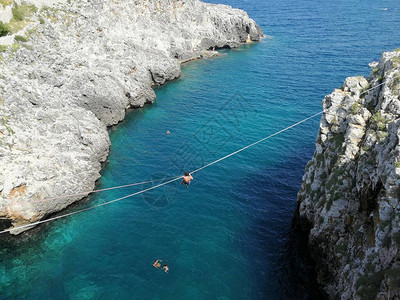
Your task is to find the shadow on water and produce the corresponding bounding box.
[231,141,326,299]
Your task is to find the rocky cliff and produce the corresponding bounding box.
[297,50,400,299]
[0,0,263,234]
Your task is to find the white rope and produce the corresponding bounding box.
[42,176,179,203]
[3,74,393,237]
[191,111,323,174]
[360,79,388,96]
[28,77,392,207]
[0,176,182,234]
[0,111,323,235]
[189,74,395,177]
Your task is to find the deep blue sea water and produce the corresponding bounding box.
[1,0,400,299]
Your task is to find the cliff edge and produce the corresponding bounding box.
[297,50,400,299]
[0,0,263,234]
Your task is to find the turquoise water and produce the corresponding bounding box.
[1,0,400,298]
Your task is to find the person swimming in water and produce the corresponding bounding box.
[153,259,162,269]
[163,264,169,273]
[180,171,193,187]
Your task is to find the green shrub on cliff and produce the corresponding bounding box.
[350,102,362,114]
[386,268,400,289]
[0,21,10,37]
[357,268,400,299]
[14,35,28,42]
[377,131,388,140]
[332,191,343,201]
[12,3,37,21]
[0,0,13,7]
[365,262,375,273]
[0,113,14,135]
[41,6,60,22]
[329,154,338,169]
[316,153,324,163]
[392,57,400,65]
[334,242,348,253]
[330,132,345,149]
[356,271,384,300]
[10,43,19,53]
[0,45,9,52]
[0,4,38,35]
[370,111,388,131]
[392,74,400,94]
[21,43,32,50]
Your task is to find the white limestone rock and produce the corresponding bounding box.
[297,50,400,299]
[0,0,263,233]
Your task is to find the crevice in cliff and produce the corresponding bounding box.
[208,44,231,51]
[359,179,383,217]
[357,179,385,247]
[282,207,328,299]
[148,69,157,86]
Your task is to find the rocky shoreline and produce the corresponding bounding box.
[297,50,400,299]
[0,0,263,234]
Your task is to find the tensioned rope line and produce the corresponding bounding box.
[357,78,392,96]
[42,176,179,202]
[191,111,323,174]
[190,75,396,176]
[37,78,392,204]
[190,77,394,176]
[0,111,323,234]
[0,176,183,234]
[0,77,394,234]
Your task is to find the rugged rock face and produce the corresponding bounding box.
[297,50,400,299]
[0,0,263,234]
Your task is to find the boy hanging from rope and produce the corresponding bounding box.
[180,171,193,187]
